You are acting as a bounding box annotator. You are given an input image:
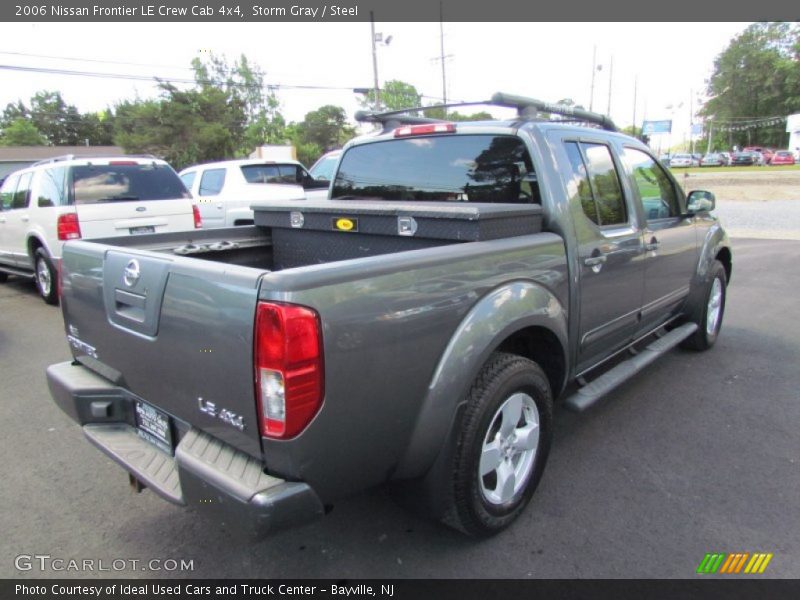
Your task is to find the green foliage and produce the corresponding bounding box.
[1,91,114,146]
[0,118,48,146]
[702,22,800,148]
[191,52,287,150]
[114,83,247,170]
[361,80,422,111]
[296,105,355,151]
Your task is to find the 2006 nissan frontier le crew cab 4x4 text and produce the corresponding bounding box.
[47,93,731,537]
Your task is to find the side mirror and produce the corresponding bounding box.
[687,190,715,213]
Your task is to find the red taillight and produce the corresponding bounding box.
[394,123,456,137]
[57,213,81,241]
[255,302,324,439]
[108,160,138,165]
[192,205,202,228]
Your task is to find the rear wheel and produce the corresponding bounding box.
[34,248,58,305]
[443,352,552,537]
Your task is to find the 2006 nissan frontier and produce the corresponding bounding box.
[47,94,731,537]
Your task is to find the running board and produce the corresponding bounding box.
[564,322,698,413]
[0,265,34,278]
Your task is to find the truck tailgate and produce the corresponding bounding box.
[60,240,265,458]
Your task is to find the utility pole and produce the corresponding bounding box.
[439,2,447,117]
[606,55,614,116]
[632,75,638,137]
[370,11,380,111]
[689,88,693,154]
[706,120,713,154]
[589,45,597,112]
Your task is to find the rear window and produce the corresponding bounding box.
[69,163,190,205]
[241,164,304,185]
[332,135,540,203]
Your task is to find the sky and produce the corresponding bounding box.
[0,21,750,145]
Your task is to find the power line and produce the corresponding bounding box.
[0,63,364,93]
[0,50,190,71]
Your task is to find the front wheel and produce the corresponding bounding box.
[443,352,553,537]
[34,248,59,305]
[681,260,727,350]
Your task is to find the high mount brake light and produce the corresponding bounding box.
[394,123,456,137]
[254,302,324,439]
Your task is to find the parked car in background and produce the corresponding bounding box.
[179,159,330,228]
[769,150,796,166]
[731,151,760,166]
[744,147,773,163]
[718,152,732,166]
[309,150,342,182]
[658,153,671,166]
[0,155,199,304]
[700,153,725,167]
[669,153,697,168]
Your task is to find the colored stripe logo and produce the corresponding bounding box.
[697,552,773,574]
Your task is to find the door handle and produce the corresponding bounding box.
[21,215,30,222]
[584,255,607,267]
[216,203,223,209]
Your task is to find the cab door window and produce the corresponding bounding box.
[622,147,681,220]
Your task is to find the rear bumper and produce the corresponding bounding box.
[47,361,324,536]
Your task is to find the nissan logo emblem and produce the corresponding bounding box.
[123,259,141,287]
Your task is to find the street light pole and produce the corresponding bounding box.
[439,1,447,117]
[606,55,614,116]
[370,11,381,111]
[589,45,597,112]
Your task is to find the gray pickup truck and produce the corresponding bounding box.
[47,94,731,537]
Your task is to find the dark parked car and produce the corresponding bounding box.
[731,151,759,166]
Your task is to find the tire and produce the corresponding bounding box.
[443,352,553,537]
[681,260,727,351]
[34,248,59,305]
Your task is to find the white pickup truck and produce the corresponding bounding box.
[179,159,331,228]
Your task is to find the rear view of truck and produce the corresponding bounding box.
[47,113,572,537]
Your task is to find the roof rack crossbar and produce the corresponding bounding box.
[490,92,618,131]
[355,93,618,133]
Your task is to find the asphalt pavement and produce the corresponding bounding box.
[1,237,798,579]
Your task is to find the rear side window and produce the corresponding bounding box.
[0,173,20,210]
[12,172,33,209]
[198,169,226,196]
[563,141,627,226]
[240,164,304,185]
[332,134,539,203]
[70,163,190,205]
[33,167,67,207]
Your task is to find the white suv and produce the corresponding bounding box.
[179,159,329,228]
[0,155,200,304]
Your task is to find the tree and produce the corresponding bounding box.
[192,52,286,151]
[114,83,247,170]
[0,118,47,146]
[296,105,355,152]
[361,80,422,112]
[702,22,800,148]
